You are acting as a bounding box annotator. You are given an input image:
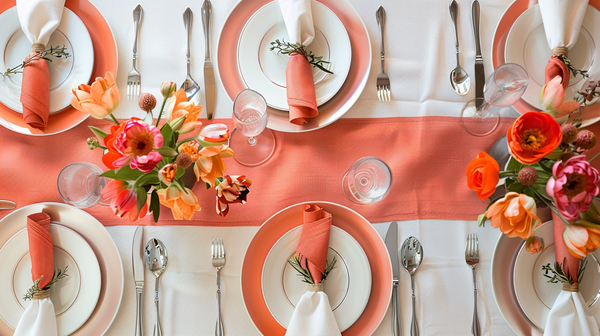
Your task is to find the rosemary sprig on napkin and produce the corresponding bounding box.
[542,258,587,285]
[270,39,333,74]
[2,45,71,77]
[556,54,589,80]
[288,255,337,284]
[23,266,69,301]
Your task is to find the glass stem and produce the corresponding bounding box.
[475,102,490,118]
[248,137,257,146]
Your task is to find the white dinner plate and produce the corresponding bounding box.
[505,4,600,110]
[514,221,600,330]
[262,225,371,331]
[0,7,94,114]
[0,223,101,336]
[238,0,352,111]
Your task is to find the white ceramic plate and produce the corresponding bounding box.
[262,225,371,331]
[238,0,352,111]
[0,7,94,114]
[505,4,600,110]
[0,223,101,336]
[514,221,600,330]
[0,203,123,336]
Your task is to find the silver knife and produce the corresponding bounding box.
[133,226,145,336]
[0,200,16,210]
[202,0,215,120]
[472,0,484,108]
[385,222,401,336]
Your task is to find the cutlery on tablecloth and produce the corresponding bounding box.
[0,200,15,210]
[376,6,390,102]
[145,238,168,336]
[212,238,226,336]
[449,0,470,95]
[385,222,402,336]
[132,226,145,336]
[202,0,216,120]
[181,8,202,106]
[471,0,484,108]
[127,4,142,100]
[401,237,423,336]
[465,233,481,336]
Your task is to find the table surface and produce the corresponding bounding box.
[2,0,558,334]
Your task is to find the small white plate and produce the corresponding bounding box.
[0,7,94,114]
[0,223,101,336]
[262,225,371,332]
[505,5,600,110]
[514,221,600,330]
[238,0,352,111]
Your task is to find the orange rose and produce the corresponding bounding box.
[485,192,542,239]
[193,145,235,187]
[71,71,120,119]
[156,186,201,220]
[466,151,499,200]
[507,111,562,164]
[166,89,202,134]
[564,224,600,259]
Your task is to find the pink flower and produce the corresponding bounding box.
[547,155,600,221]
[540,76,565,112]
[101,180,148,222]
[105,118,164,172]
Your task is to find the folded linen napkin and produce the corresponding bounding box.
[285,204,341,336]
[14,212,57,336]
[278,0,319,126]
[539,0,589,89]
[16,0,66,129]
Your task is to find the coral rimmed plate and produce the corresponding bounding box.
[241,201,392,335]
[0,203,124,336]
[0,0,117,136]
[492,0,600,127]
[218,0,371,133]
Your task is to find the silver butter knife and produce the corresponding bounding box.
[202,0,215,120]
[132,226,145,336]
[472,0,484,107]
[0,200,16,210]
[385,222,401,336]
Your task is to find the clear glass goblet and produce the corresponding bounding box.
[461,63,529,136]
[342,157,392,204]
[229,89,276,166]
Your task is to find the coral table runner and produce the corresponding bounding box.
[0,116,551,226]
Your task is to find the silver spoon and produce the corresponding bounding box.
[401,236,423,336]
[181,8,202,105]
[145,238,168,336]
[449,0,470,95]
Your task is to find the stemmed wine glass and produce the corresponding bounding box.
[229,89,276,166]
[461,63,529,136]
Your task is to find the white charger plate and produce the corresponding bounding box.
[238,0,352,111]
[0,7,94,114]
[0,223,101,336]
[262,225,371,332]
[505,4,600,110]
[514,221,600,331]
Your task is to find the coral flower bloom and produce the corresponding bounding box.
[216,175,252,217]
[194,145,235,187]
[101,179,148,222]
[466,151,499,200]
[485,192,542,240]
[507,111,562,164]
[71,71,120,119]
[178,140,201,162]
[157,186,201,220]
[563,224,600,259]
[166,89,202,134]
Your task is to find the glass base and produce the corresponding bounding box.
[461,98,500,137]
[230,128,275,166]
[342,157,391,204]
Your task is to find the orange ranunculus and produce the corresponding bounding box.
[485,192,542,240]
[466,151,499,200]
[193,145,235,187]
[178,140,201,162]
[71,71,120,119]
[156,186,201,220]
[507,111,562,165]
[165,89,202,134]
[563,224,600,259]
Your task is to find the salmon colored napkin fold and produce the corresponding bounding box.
[26,212,53,290]
[287,54,318,126]
[295,204,332,284]
[545,56,570,89]
[21,55,50,129]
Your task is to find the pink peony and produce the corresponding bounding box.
[106,118,164,172]
[547,155,600,221]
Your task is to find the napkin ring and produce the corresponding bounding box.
[551,46,569,58]
[33,289,50,300]
[31,43,45,53]
[308,283,323,292]
[563,283,579,292]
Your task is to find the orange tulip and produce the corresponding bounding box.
[194,145,235,187]
[563,224,600,259]
[485,192,542,240]
[466,151,499,200]
[156,186,201,220]
[165,89,202,134]
[507,111,562,165]
[71,71,120,119]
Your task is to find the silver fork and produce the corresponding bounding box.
[211,238,225,336]
[465,233,481,336]
[376,6,390,102]
[127,4,142,100]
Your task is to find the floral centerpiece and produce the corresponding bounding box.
[71,72,251,221]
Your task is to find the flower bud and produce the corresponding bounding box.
[518,167,538,186]
[176,152,193,169]
[525,236,544,254]
[138,93,157,112]
[87,137,101,150]
[160,81,177,99]
[576,130,596,150]
[169,115,187,132]
[198,123,230,147]
[540,76,565,113]
[561,124,578,144]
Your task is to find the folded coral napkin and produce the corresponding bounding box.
[278,0,318,125]
[16,0,66,129]
[14,212,57,336]
[552,212,580,284]
[539,0,588,89]
[286,205,341,336]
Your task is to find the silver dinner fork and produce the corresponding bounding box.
[376,6,390,102]
[465,233,481,336]
[127,4,143,100]
[212,238,225,336]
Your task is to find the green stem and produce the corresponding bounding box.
[156,97,168,127]
[108,113,119,125]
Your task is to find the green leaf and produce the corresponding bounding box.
[135,172,160,187]
[156,146,178,157]
[160,122,174,145]
[506,157,523,172]
[150,189,160,223]
[477,214,487,227]
[537,160,554,173]
[136,187,147,213]
[175,166,185,179]
[101,165,144,181]
[88,126,108,139]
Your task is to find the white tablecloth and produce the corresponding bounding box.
[88,0,523,335]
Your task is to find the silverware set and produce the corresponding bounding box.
[465,233,481,336]
[211,238,226,336]
[127,4,142,100]
[181,8,202,107]
[376,6,391,102]
[202,0,216,120]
